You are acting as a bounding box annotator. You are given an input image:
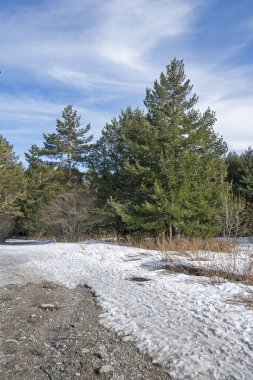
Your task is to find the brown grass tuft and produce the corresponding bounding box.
[116,235,237,254]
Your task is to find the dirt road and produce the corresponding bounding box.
[0,282,170,380]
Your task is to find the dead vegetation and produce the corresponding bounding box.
[117,235,237,254]
[160,241,253,286]
[116,235,253,286]
[227,287,253,309]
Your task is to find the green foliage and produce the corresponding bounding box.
[240,147,253,205]
[0,135,27,239]
[21,105,93,235]
[5,60,247,240]
[38,105,93,178]
[21,161,68,234]
[226,147,253,233]
[92,59,227,237]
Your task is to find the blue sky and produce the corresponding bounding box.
[0,0,252,162]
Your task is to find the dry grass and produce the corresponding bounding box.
[117,235,237,253]
[161,243,253,286]
[227,286,253,309]
[227,296,253,309]
[116,235,253,286]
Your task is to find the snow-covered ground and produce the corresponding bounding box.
[0,241,253,380]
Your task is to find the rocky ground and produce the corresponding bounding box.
[0,282,170,380]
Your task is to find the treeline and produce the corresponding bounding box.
[0,59,252,241]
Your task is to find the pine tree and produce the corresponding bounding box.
[0,135,27,239]
[106,59,227,236]
[39,105,93,178]
[22,144,73,234]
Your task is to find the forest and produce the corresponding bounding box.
[0,59,252,242]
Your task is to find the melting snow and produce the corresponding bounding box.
[0,241,252,379]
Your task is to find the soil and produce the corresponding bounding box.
[0,282,170,380]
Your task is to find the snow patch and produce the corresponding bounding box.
[0,242,252,379]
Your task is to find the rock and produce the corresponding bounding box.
[74,373,81,377]
[81,348,90,354]
[93,352,102,359]
[99,364,113,374]
[122,335,134,342]
[39,304,55,310]
[152,361,162,367]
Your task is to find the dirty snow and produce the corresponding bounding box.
[0,241,253,380]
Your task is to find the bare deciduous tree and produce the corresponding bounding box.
[217,183,246,238]
[40,188,94,241]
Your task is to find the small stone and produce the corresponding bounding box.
[31,349,42,356]
[152,361,162,367]
[93,352,102,359]
[74,373,81,377]
[81,348,90,354]
[122,335,134,342]
[99,364,113,374]
[5,339,19,344]
[39,304,55,310]
[31,314,36,318]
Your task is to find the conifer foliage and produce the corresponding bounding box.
[0,135,26,239]
[2,58,252,240]
[38,105,93,178]
[90,59,228,236]
[226,147,253,232]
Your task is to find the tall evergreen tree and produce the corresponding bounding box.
[38,105,93,178]
[22,143,78,235]
[93,59,227,237]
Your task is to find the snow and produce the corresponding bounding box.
[5,238,53,245]
[0,241,253,379]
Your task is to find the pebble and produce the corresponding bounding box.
[122,335,134,342]
[99,364,113,374]
[40,304,55,310]
[81,348,90,354]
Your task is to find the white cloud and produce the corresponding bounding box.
[48,67,145,91]
[0,0,252,156]
[214,99,253,151]
[0,0,198,82]
[0,94,112,161]
[95,0,196,71]
[187,63,253,151]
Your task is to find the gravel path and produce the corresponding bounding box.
[0,282,170,380]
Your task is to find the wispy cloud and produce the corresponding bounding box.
[48,67,146,91]
[188,63,253,151]
[0,0,198,85]
[0,0,252,159]
[94,0,196,72]
[0,94,112,160]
